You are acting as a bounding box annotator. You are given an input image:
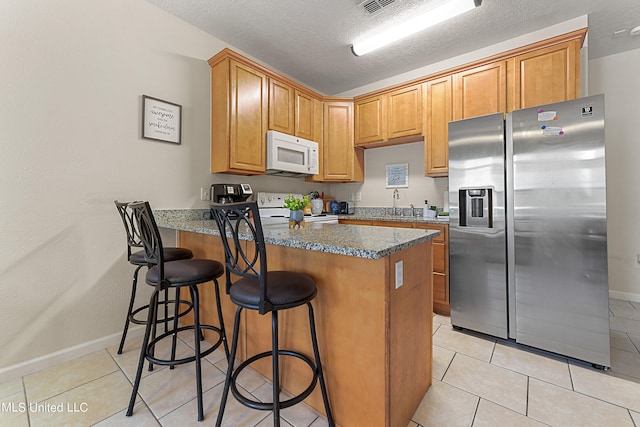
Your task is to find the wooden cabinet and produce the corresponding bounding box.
[338,218,450,314]
[453,61,506,120]
[387,84,423,139]
[268,77,295,135]
[414,223,449,315]
[354,83,423,146]
[210,57,268,175]
[295,90,316,140]
[424,76,453,177]
[322,101,364,182]
[355,95,386,145]
[269,80,318,141]
[507,39,581,111]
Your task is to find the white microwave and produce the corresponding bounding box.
[266,130,319,177]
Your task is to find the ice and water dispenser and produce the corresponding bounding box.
[458,188,493,228]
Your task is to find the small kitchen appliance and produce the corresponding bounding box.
[266,130,319,177]
[211,183,253,204]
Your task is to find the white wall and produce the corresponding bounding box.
[589,48,640,300]
[0,0,327,378]
[330,142,448,210]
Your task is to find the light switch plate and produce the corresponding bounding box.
[395,260,403,289]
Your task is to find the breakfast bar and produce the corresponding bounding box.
[155,210,439,427]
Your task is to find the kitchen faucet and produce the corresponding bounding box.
[392,189,399,215]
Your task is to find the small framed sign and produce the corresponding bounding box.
[386,163,409,188]
[142,95,182,144]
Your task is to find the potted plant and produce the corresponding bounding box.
[283,194,309,224]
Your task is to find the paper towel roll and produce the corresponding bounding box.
[443,190,449,213]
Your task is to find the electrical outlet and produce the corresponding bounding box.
[200,187,210,201]
[395,260,403,289]
[356,192,362,201]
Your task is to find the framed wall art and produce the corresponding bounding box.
[142,95,182,144]
[386,163,409,188]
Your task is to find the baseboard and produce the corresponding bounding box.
[0,325,145,384]
[609,290,640,303]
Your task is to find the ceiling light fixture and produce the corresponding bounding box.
[351,0,482,56]
[630,25,640,37]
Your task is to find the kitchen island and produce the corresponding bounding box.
[156,210,439,427]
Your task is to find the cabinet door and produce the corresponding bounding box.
[453,61,506,120]
[387,84,423,139]
[295,90,315,140]
[323,101,354,181]
[510,39,580,110]
[228,60,268,173]
[268,78,295,134]
[425,76,452,177]
[355,95,386,145]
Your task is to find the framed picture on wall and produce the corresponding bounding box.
[142,95,182,144]
[386,163,409,188]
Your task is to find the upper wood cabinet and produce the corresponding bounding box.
[268,77,319,141]
[210,57,268,175]
[507,39,581,111]
[323,101,364,182]
[387,84,423,139]
[355,83,423,146]
[453,61,506,120]
[424,76,453,177]
[268,78,295,135]
[355,95,386,145]
[295,90,316,141]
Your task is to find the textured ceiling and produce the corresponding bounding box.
[145,0,640,95]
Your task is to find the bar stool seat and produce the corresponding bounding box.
[211,201,334,427]
[125,201,228,422]
[230,271,316,308]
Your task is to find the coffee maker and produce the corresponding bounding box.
[211,183,253,204]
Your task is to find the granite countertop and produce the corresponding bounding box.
[154,209,440,260]
[337,207,449,225]
[338,214,449,225]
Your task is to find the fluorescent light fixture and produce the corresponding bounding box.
[351,0,482,56]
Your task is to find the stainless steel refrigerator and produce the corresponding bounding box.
[448,94,610,368]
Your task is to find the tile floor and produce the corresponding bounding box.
[1,298,640,426]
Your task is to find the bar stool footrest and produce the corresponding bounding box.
[129,299,194,325]
[146,325,224,367]
[231,350,318,411]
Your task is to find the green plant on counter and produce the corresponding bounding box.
[283,194,310,211]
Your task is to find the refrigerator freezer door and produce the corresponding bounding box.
[511,94,610,367]
[449,113,508,339]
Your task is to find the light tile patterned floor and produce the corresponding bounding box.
[1,299,640,426]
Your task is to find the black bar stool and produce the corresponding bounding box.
[125,201,228,422]
[210,201,334,427]
[114,201,195,355]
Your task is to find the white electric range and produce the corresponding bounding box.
[256,192,338,225]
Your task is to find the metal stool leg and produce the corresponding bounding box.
[213,278,229,358]
[271,310,281,426]
[118,265,143,354]
[307,302,334,426]
[126,286,159,417]
[190,285,205,421]
[215,306,243,427]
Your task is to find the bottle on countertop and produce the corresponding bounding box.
[423,200,436,218]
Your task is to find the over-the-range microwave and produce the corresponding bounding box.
[266,130,319,177]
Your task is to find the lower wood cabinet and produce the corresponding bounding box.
[338,218,450,315]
